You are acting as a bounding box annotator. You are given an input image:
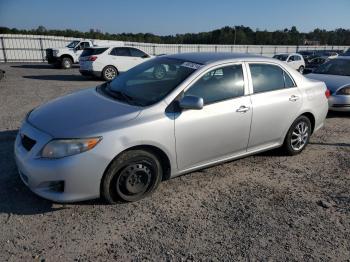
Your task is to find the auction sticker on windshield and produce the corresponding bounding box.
[181,62,202,70]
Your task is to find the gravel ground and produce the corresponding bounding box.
[0,63,349,261]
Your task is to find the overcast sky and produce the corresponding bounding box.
[0,0,349,35]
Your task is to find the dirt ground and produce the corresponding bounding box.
[0,63,349,261]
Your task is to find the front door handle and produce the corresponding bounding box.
[289,95,299,102]
[236,105,250,113]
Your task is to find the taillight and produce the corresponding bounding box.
[325,89,331,98]
[89,56,97,61]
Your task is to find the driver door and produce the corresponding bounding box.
[174,64,252,171]
[75,42,90,61]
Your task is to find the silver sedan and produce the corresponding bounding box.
[306,57,350,111]
[15,53,329,203]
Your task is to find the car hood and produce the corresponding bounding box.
[306,73,350,92]
[28,88,141,138]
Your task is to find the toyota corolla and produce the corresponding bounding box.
[15,53,329,203]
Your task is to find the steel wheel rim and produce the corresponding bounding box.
[116,162,153,197]
[105,67,116,80]
[291,121,309,151]
[64,60,70,68]
[299,67,304,73]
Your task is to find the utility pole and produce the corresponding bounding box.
[234,26,237,52]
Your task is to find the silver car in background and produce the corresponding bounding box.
[15,53,329,203]
[306,57,350,111]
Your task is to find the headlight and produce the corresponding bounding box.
[336,86,350,95]
[41,137,102,159]
[53,50,59,56]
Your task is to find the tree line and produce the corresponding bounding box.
[1,25,350,45]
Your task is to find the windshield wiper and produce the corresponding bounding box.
[102,82,140,106]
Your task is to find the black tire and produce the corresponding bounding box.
[61,57,73,69]
[102,66,118,81]
[298,66,304,74]
[101,150,162,204]
[282,115,312,156]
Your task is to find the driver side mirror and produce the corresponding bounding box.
[179,95,204,110]
[142,54,150,59]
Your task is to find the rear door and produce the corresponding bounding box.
[246,62,303,151]
[109,47,134,72]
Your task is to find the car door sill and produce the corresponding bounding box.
[171,143,281,178]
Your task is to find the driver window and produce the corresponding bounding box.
[185,64,245,105]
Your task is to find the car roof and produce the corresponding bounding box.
[275,53,300,56]
[163,52,263,64]
[89,45,122,48]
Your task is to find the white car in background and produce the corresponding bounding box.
[273,53,305,73]
[79,46,153,80]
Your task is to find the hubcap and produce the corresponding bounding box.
[105,67,116,80]
[117,163,152,196]
[291,121,309,151]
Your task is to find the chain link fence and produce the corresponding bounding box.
[0,34,349,62]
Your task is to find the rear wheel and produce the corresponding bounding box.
[153,65,166,79]
[282,116,311,155]
[102,150,162,204]
[298,66,304,74]
[102,66,118,81]
[61,57,73,69]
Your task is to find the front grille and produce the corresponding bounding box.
[21,134,36,151]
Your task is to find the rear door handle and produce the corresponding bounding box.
[289,95,299,102]
[236,105,250,113]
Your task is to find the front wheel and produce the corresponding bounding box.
[101,150,162,204]
[282,116,312,155]
[298,66,304,74]
[61,57,73,69]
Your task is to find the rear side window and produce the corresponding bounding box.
[129,48,147,58]
[185,64,245,105]
[110,47,131,56]
[81,48,108,57]
[250,64,295,93]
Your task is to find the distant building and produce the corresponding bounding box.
[304,39,320,46]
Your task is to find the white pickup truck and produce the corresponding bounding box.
[46,40,123,69]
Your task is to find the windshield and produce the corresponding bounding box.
[273,54,288,61]
[66,41,80,48]
[101,57,200,106]
[313,59,350,76]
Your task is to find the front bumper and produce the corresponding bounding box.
[14,121,108,202]
[329,94,350,112]
[46,56,60,64]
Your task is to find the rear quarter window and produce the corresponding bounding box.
[81,48,108,57]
